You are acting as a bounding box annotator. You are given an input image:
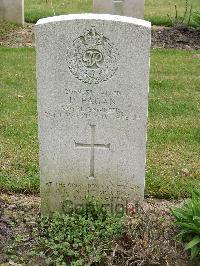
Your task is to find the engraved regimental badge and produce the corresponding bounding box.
[67,26,119,84]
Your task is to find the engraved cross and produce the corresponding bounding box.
[75,124,110,179]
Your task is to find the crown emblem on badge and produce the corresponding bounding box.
[81,26,105,46]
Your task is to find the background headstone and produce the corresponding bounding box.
[93,0,145,19]
[0,0,24,25]
[35,14,151,213]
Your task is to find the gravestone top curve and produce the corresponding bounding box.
[36,13,151,28]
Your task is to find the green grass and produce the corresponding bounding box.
[147,49,200,198]
[25,0,92,23]
[0,48,200,198]
[0,48,39,193]
[24,0,200,25]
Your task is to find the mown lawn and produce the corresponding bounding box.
[24,0,200,25]
[25,0,92,23]
[147,49,200,198]
[0,48,199,198]
[0,48,39,192]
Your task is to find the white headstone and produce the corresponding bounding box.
[93,0,145,19]
[0,0,24,25]
[35,14,151,213]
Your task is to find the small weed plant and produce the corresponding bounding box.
[31,197,126,265]
[167,0,193,27]
[172,190,200,259]
[193,11,200,29]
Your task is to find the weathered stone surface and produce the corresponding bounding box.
[93,0,145,19]
[35,14,151,213]
[0,0,24,25]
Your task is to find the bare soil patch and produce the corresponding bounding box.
[1,193,199,265]
[0,24,200,50]
[152,26,200,50]
[0,24,35,48]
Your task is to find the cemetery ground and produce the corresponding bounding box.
[0,47,199,198]
[1,39,200,265]
[0,3,200,266]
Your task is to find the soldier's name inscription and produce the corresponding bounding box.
[45,88,129,120]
